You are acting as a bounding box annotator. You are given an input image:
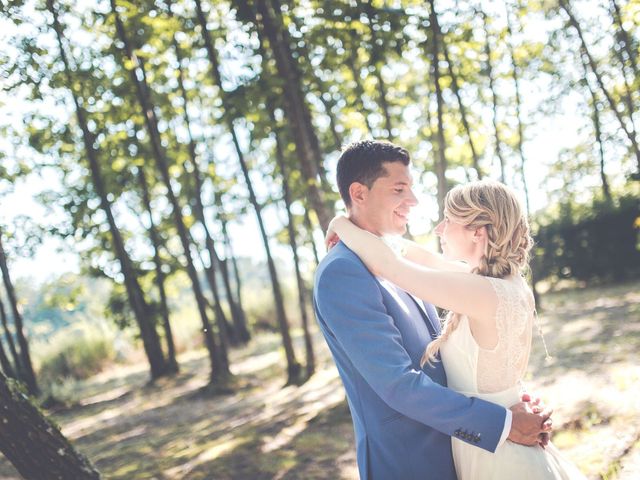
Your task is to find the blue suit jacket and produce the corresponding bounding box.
[313,243,506,480]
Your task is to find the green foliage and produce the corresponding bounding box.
[532,195,640,284]
[20,274,111,339]
[105,282,135,330]
[37,322,118,386]
[0,0,639,390]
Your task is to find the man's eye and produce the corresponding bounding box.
[394,188,403,193]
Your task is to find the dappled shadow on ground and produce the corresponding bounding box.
[524,282,640,479]
[181,400,355,480]
[76,363,351,479]
[43,331,354,480]
[529,284,640,380]
[0,281,638,480]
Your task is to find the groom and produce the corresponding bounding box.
[313,140,550,479]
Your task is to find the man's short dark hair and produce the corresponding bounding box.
[336,140,411,208]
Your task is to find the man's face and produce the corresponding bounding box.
[354,162,418,236]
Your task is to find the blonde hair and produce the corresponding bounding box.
[421,180,533,367]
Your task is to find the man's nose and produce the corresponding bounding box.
[405,189,419,206]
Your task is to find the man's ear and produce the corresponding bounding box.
[349,182,368,206]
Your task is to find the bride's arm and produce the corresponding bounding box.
[331,216,497,321]
[398,238,470,273]
[326,215,469,273]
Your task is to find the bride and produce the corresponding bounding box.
[327,180,586,480]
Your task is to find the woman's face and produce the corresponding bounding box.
[434,214,476,261]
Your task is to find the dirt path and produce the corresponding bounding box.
[0,280,637,479]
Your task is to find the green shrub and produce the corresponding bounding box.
[532,195,640,284]
[38,326,117,385]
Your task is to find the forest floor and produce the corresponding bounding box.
[0,280,638,479]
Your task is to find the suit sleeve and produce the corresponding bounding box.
[316,255,507,453]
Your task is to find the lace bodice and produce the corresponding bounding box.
[440,275,535,395]
[477,276,534,392]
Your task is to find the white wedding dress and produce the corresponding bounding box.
[439,276,586,480]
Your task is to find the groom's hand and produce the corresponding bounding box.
[507,401,553,446]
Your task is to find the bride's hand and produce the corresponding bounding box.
[521,392,551,448]
[325,214,348,250]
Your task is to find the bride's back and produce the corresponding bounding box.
[439,275,535,395]
[476,275,535,393]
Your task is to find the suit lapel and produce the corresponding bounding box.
[406,293,439,338]
[376,278,440,336]
[422,300,442,335]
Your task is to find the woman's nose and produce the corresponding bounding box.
[435,221,444,236]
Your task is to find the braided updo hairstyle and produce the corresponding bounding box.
[420,180,534,367]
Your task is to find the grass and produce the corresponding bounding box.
[0,280,638,479]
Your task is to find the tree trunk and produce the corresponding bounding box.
[191,192,238,348]
[346,40,376,136]
[303,207,320,267]
[610,0,639,81]
[137,167,179,373]
[363,0,394,140]
[287,28,343,151]
[204,251,237,346]
[433,11,483,179]
[213,248,250,343]
[250,0,332,233]
[0,232,37,395]
[269,105,315,378]
[269,0,330,188]
[217,198,247,317]
[0,330,15,379]
[166,0,250,344]
[0,372,101,479]
[442,44,482,179]
[48,0,170,381]
[580,55,612,203]
[311,84,342,151]
[610,31,638,137]
[318,94,343,151]
[427,0,448,220]
[592,98,612,203]
[504,1,541,306]
[560,0,640,173]
[505,3,532,214]
[195,0,302,384]
[187,229,234,354]
[233,145,303,384]
[110,0,229,384]
[481,10,507,183]
[529,258,542,311]
[0,295,22,379]
[210,187,248,324]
